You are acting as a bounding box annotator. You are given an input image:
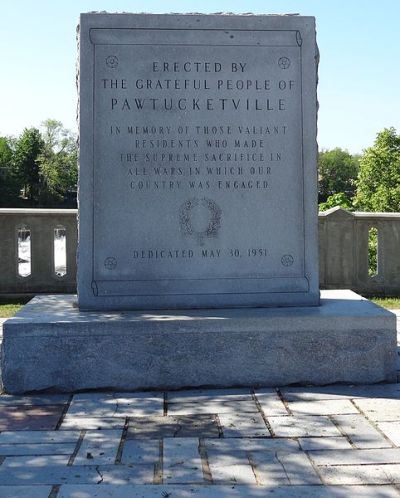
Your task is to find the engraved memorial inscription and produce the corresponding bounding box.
[78,14,319,309]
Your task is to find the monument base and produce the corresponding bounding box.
[1,290,397,394]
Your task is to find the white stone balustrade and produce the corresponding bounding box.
[319,206,400,296]
[1,206,400,296]
[0,209,77,295]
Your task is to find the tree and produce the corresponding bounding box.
[0,136,20,206]
[0,137,13,168]
[318,148,359,200]
[319,192,352,212]
[37,119,78,204]
[12,128,44,204]
[354,127,400,212]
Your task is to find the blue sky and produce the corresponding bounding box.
[1,0,399,154]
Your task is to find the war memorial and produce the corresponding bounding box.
[1,13,396,393]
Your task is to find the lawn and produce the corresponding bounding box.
[0,298,30,318]
[370,297,400,310]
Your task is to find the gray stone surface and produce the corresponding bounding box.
[353,398,400,421]
[67,392,163,417]
[56,485,398,497]
[1,382,400,494]
[78,13,319,310]
[268,415,341,438]
[298,437,353,451]
[121,439,160,465]
[2,290,396,393]
[0,443,76,456]
[126,415,219,439]
[163,438,204,484]
[262,452,321,485]
[331,414,392,449]
[378,422,400,446]
[60,416,125,431]
[73,430,122,465]
[309,448,400,466]
[167,399,258,415]
[218,412,270,438]
[254,389,290,416]
[0,487,53,498]
[317,464,400,485]
[287,399,359,415]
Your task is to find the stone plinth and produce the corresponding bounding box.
[1,290,397,394]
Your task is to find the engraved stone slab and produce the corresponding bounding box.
[78,13,319,310]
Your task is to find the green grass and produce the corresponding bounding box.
[370,297,400,309]
[0,298,30,318]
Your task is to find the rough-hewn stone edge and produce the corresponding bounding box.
[81,11,300,16]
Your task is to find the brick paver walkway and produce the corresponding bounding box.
[0,313,399,497]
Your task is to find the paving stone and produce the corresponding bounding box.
[68,392,163,417]
[121,439,160,465]
[163,438,204,484]
[60,416,125,430]
[0,405,65,430]
[205,439,303,485]
[207,452,256,484]
[56,485,400,497]
[332,414,392,448]
[257,452,321,485]
[318,464,400,485]
[167,388,252,403]
[0,486,53,498]
[353,398,400,421]
[298,437,353,451]
[126,415,219,439]
[218,412,269,438]
[281,387,353,401]
[0,463,152,486]
[0,431,80,444]
[268,416,341,437]
[378,422,400,446]
[167,399,259,415]
[281,384,400,401]
[73,430,122,465]
[309,448,400,466]
[287,399,359,416]
[1,454,70,468]
[96,464,155,484]
[0,394,69,406]
[254,390,289,416]
[205,438,300,453]
[282,454,321,485]
[251,453,290,485]
[0,443,76,456]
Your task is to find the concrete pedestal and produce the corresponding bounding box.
[1,291,397,394]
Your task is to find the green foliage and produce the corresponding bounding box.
[354,127,400,212]
[0,297,30,318]
[37,119,78,204]
[0,137,13,167]
[0,120,77,207]
[368,227,378,277]
[370,297,400,309]
[318,148,359,199]
[0,136,21,206]
[319,192,352,212]
[12,127,44,203]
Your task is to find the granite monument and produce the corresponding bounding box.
[77,13,319,310]
[1,13,396,393]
